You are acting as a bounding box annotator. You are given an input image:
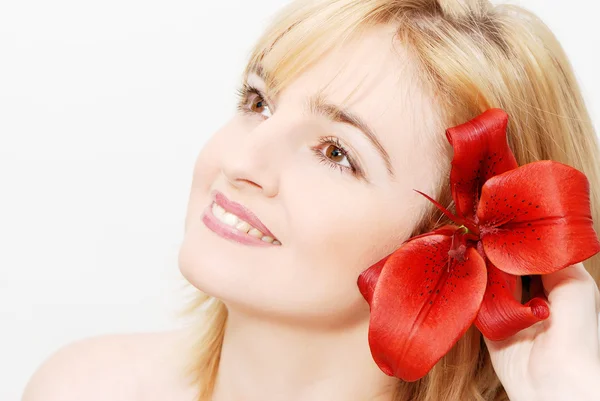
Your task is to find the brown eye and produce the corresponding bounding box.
[235,83,273,118]
[249,93,272,117]
[313,136,358,176]
[324,144,347,165]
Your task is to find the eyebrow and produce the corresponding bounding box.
[247,64,395,178]
[306,94,395,178]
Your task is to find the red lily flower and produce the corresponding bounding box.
[357,108,600,382]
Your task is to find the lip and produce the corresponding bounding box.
[201,190,280,247]
[212,190,278,240]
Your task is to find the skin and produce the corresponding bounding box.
[22,330,200,401]
[177,24,444,401]
[485,262,600,401]
[22,23,600,401]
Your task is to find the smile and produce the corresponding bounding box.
[201,191,281,247]
[210,202,281,245]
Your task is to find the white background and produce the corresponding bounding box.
[0,1,598,399]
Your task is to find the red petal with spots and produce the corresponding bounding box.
[366,234,487,381]
[475,260,549,341]
[446,108,518,222]
[477,160,600,275]
[358,225,461,305]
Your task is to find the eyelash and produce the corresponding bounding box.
[234,83,359,176]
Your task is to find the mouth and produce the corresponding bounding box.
[201,190,281,247]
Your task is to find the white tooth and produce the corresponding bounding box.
[212,203,225,217]
[212,203,276,240]
[235,220,251,233]
[221,212,239,226]
[248,228,264,238]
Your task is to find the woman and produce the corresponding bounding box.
[23,0,600,400]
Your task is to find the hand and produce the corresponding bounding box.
[484,262,600,401]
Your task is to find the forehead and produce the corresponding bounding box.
[262,25,443,181]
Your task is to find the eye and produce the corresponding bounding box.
[313,136,360,176]
[235,83,272,118]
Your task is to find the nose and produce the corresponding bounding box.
[221,119,287,198]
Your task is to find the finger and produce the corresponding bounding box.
[540,262,599,346]
[541,263,598,305]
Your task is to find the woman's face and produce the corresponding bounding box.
[179,24,444,326]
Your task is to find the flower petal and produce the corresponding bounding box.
[358,254,390,305]
[367,234,487,381]
[357,225,461,304]
[446,108,518,222]
[478,160,600,275]
[475,259,549,341]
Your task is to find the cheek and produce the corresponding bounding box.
[284,186,401,307]
[289,182,422,286]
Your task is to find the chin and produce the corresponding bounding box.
[178,223,243,299]
[177,216,275,309]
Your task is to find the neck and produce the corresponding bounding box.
[211,307,399,401]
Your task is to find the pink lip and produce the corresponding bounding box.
[213,190,278,239]
[201,190,280,247]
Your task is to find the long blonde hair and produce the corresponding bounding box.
[179,1,600,400]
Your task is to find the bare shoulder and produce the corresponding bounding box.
[22,328,199,401]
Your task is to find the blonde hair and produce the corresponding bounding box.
[179,1,600,400]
